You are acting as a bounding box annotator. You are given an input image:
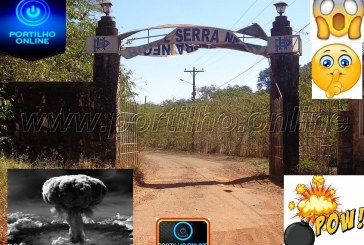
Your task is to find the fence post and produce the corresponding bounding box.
[269,9,300,182]
[93,15,120,163]
[337,111,353,174]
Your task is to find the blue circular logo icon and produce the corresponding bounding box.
[16,0,50,26]
[173,222,193,241]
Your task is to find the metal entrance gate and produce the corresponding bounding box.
[299,100,347,174]
[117,99,138,168]
[270,97,347,178]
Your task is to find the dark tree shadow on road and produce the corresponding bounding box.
[138,175,270,189]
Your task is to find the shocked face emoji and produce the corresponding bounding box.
[313,0,364,39]
[312,43,361,98]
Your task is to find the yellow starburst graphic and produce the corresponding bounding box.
[288,201,295,211]
[312,175,325,186]
[289,176,340,226]
[296,184,306,194]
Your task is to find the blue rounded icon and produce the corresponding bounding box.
[173,222,193,241]
[16,0,50,27]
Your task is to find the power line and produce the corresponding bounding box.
[293,30,309,35]
[188,1,259,67]
[235,23,310,85]
[218,57,265,88]
[190,0,275,68]
[230,1,259,29]
[217,34,309,89]
[207,4,308,88]
[229,24,310,87]
[198,0,295,71]
[294,23,310,35]
[289,0,299,7]
[190,0,305,90]
[251,0,275,23]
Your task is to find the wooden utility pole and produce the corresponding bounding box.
[184,67,204,101]
[184,67,204,152]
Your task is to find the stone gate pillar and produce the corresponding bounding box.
[93,16,120,163]
[269,14,300,182]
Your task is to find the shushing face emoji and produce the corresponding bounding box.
[313,0,364,39]
[312,43,361,98]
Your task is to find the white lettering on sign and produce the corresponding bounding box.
[8,31,56,45]
[164,28,241,45]
[118,25,268,59]
[143,43,197,56]
[175,28,219,43]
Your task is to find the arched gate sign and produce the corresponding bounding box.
[87,23,301,58]
[87,22,301,183]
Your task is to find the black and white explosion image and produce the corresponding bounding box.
[7,169,133,245]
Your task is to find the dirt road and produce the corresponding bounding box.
[134,151,283,245]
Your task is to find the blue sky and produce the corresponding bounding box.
[110,0,311,104]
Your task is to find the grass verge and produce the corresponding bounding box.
[243,158,269,174]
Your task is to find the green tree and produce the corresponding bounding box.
[299,62,312,84]
[257,67,271,92]
[257,63,312,93]
[198,85,218,100]
[119,65,137,101]
[0,86,13,135]
[298,62,312,105]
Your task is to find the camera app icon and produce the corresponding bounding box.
[173,222,193,241]
[157,218,210,244]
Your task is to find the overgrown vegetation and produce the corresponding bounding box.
[139,85,269,157]
[298,158,327,175]
[0,86,13,133]
[138,62,347,173]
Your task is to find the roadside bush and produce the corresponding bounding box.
[299,158,327,174]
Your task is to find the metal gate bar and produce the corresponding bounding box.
[117,99,138,168]
[299,100,347,174]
